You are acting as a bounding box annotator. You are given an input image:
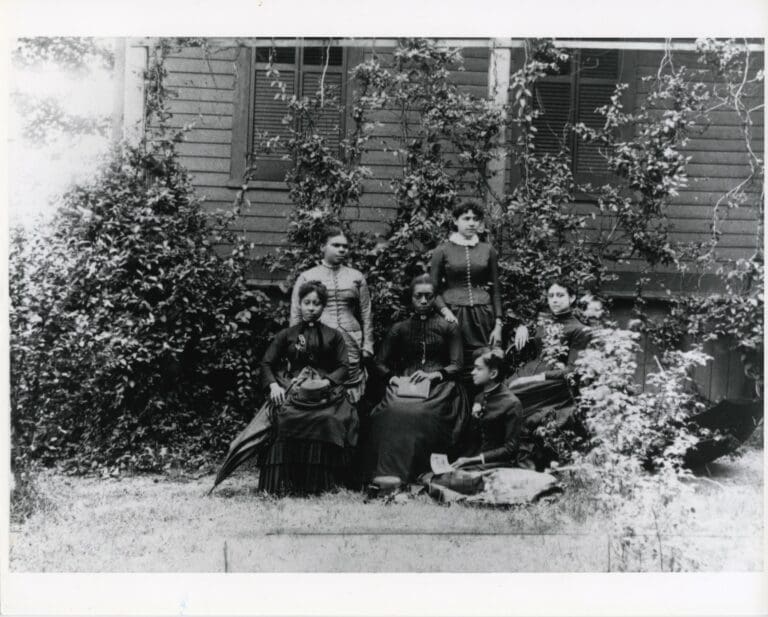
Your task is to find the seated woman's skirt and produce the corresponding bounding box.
[366,380,468,483]
[258,389,358,496]
[258,438,350,496]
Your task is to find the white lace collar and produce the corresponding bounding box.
[449,232,479,247]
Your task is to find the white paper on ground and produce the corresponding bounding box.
[430,453,452,474]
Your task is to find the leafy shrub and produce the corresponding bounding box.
[565,324,713,570]
[10,138,274,473]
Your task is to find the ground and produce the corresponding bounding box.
[9,448,764,572]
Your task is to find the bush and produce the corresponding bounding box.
[10,138,275,473]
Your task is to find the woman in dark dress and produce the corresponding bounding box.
[505,280,592,467]
[430,199,529,396]
[419,348,556,505]
[451,347,530,470]
[366,275,469,484]
[258,281,358,495]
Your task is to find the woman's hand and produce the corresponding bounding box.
[269,383,286,406]
[316,378,331,388]
[362,349,374,359]
[389,376,400,386]
[514,325,530,350]
[451,456,480,469]
[489,322,503,347]
[409,370,441,383]
[441,308,458,324]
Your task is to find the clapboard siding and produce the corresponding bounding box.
[157,42,762,272]
[152,41,761,398]
[610,300,753,400]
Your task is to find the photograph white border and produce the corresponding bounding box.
[1,0,766,615]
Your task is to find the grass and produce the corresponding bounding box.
[9,448,763,572]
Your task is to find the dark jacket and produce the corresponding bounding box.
[374,311,463,382]
[260,321,349,390]
[473,383,524,464]
[430,240,503,318]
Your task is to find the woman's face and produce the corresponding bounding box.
[547,284,575,314]
[471,357,496,386]
[322,234,349,265]
[411,283,436,314]
[300,291,325,322]
[454,210,481,238]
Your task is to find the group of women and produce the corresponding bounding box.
[257,199,593,496]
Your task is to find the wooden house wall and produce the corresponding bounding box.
[154,42,762,402]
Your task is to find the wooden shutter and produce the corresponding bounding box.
[532,81,573,157]
[574,49,621,180]
[250,69,295,180]
[300,72,343,153]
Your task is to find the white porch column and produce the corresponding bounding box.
[486,38,512,217]
[111,38,148,145]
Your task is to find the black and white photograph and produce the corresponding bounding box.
[2,0,767,614]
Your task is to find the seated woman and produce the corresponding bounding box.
[418,349,557,504]
[505,280,593,467]
[258,280,358,496]
[366,275,469,484]
[451,347,530,471]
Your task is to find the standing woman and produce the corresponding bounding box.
[259,281,358,496]
[431,200,526,394]
[290,227,374,403]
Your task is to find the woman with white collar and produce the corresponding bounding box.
[430,199,522,395]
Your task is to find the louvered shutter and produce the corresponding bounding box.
[250,68,295,180]
[301,72,343,153]
[574,49,621,180]
[532,81,573,157]
[252,70,295,157]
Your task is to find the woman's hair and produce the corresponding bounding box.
[545,278,578,298]
[409,273,434,295]
[451,199,486,222]
[473,347,507,380]
[297,280,329,306]
[320,225,348,245]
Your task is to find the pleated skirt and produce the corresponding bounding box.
[258,438,350,496]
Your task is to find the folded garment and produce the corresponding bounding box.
[421,467,561,506]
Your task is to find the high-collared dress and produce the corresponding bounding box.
[365,311,469,483]
[258,320,358,495]
[430,233,503,388]
[462,382,528,468]
[290,263,374,401]
[506,310,592,465]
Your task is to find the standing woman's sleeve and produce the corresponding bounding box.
[358,274,375,355]
[374,324,400,382]
[288,273,306,327]
[326,330,350,385]
[260,330,287,389]
[488,245,503,320]
[430,244,448,311]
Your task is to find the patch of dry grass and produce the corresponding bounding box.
[9,449,763,572]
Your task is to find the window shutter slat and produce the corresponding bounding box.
[252,70,295,158]
[532,81,572,156]
[301,72,343,152]
[579,49,620,80]
[575,82,616,175]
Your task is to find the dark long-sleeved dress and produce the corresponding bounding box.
[464,383,527,467]
[258,321,358,495]
[366,311,469,483]
[506,310,592,464]
[430,235,503,388]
